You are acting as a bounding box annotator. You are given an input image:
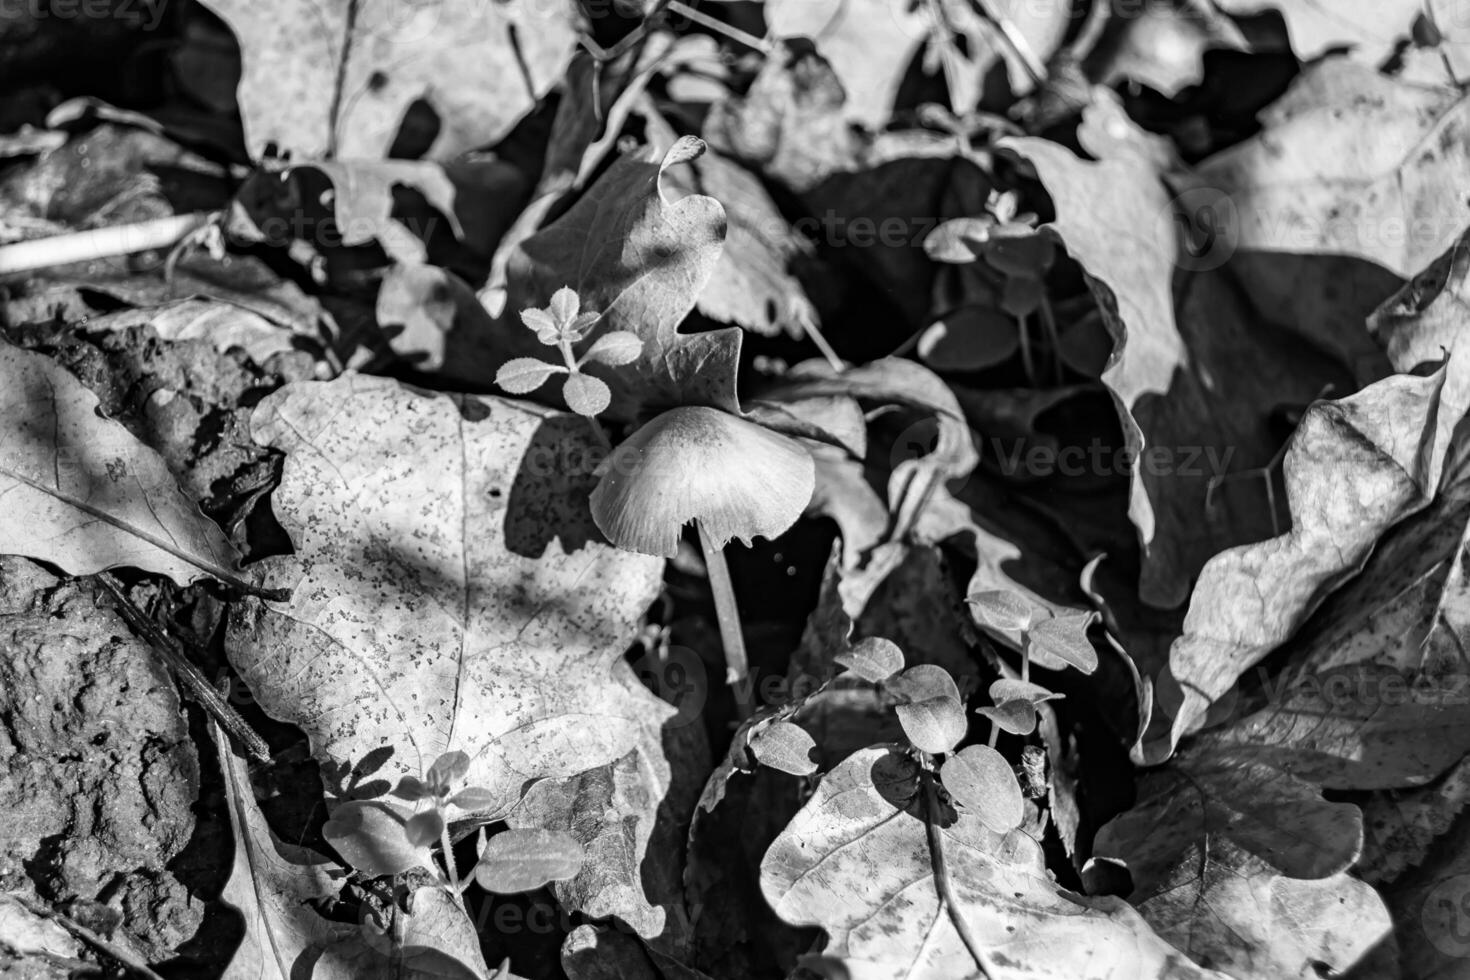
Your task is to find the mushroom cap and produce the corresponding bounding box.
[590,406,816,557]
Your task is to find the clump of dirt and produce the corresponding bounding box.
[0,557,202,964]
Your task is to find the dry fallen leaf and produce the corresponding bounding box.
[227,373,669,814]
[0,339,248,590]
[201,0,577,160]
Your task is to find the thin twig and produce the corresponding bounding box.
[97,574,272,764]
[920,767,996,980]
[667,0,771,52]
[8,893,167,980]
[0,213,213,276]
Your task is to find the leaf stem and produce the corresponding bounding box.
[697,519,754,719]
[920,765,996,980]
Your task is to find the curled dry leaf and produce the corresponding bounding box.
[1156,367,1456,758]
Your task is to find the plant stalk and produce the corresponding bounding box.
[920,766,996,980]
[696,519,754,719]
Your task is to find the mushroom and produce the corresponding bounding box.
[590,406,816,708]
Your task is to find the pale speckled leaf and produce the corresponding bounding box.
[0,340,247,590]
[761,747,1229,980]
[200,0,576,160]
[227,374,670,814]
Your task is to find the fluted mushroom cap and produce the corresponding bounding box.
[590,406,816,558]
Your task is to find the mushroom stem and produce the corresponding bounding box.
[696,519,754,718]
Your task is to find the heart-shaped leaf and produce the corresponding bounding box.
[1027,612,1098,674]
[976,679,1062,736]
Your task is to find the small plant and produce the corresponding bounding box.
[495,286,643,420]
[324,750,584,908]
[921,189,1062,383]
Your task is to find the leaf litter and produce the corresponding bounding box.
[6,2,1470,978]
